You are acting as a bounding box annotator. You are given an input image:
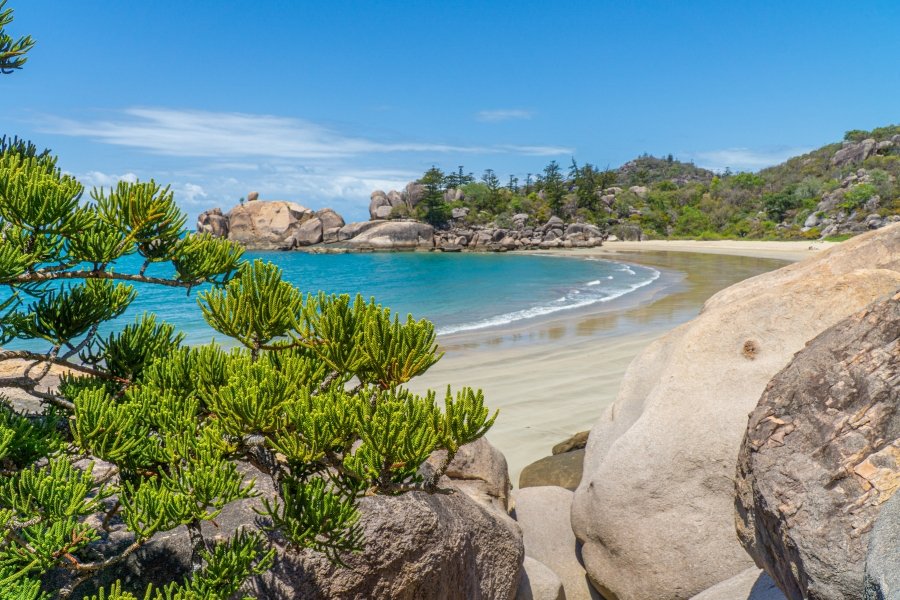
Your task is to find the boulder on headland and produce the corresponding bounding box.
[291,217,323,247]
[338,220,386,241]
[346,221,434,250]
[735,291,900,600]
[196,207,229,238]
[571,224,900,600]
[316,207,345,231]
[226,200,314,250]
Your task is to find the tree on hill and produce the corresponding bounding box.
[417,165,451,226]
[541,160,565,216]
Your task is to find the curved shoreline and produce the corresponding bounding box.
[409,246,806,485]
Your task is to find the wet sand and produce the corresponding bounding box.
[408,247,814,486]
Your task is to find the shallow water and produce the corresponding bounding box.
[2,251,660,350]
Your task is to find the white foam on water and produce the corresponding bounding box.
[437,265,660,335]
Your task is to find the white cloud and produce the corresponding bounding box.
[42,107,569,158]
[476,109,535,122]
[689,147,812,172]
[77,170,138,189]
[177,182,207,205]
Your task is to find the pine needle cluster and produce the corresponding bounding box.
[0,136,497,598]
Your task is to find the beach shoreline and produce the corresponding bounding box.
[410,241,829,486]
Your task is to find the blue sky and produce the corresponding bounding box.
[3,1,900,223]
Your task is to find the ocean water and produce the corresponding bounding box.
[2,252,659,349]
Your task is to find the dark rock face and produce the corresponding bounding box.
[251,490,523,600]
[519,449,584,491]
[735,292,900,600]
[865,491,900,600]
[73,440,523,599]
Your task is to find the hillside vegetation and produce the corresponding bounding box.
[401,126,900,241]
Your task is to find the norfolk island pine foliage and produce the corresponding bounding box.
[0,5,497,598]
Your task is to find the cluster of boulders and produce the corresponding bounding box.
[802,168,900,236]
[434,215,605,252]
[198,191,606,253]
[197,197,346,250]
[368,184,427,220]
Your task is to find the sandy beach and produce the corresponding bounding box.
[408,240,836,486]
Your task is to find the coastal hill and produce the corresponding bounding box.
[199,125,900,249]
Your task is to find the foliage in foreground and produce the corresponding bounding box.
[0,135,496,598]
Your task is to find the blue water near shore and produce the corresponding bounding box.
[3,252,659,348]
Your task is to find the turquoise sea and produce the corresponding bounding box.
[3,252,660,349]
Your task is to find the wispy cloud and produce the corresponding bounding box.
[42,107,568,158]
[475,109,535,122]
[77,170,138,189]
[689,146,812,172]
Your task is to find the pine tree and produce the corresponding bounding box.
[0,145,495,595]
[417,166,450,226]
[542,160,565,216]
[0,1,33,73]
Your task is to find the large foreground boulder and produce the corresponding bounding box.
[571,224,900,600]
[735,292,900,600]
[346,221,434,250]
[226,200,314,249]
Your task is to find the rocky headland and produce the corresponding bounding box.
[196,187,606,253]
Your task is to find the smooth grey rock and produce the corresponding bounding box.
[517,557,566,600]
[691,568,785,600]
[427,437,512,514]
[346,221,434,249]
[514,487,597,600]
[866,491,900,600]
[338,220,386,241]
[736,291,900,600]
